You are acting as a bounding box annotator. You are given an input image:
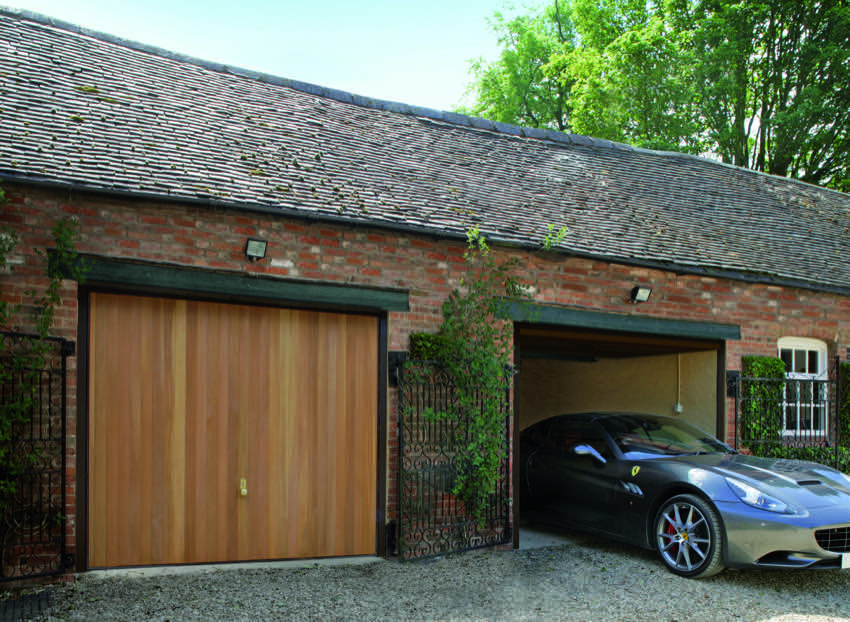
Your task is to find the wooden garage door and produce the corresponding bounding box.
[88,292,378,567]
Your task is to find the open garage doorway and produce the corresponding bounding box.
[511,307,741,550]
[517,326,723,437]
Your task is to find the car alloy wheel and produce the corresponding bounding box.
[654,494,725,578]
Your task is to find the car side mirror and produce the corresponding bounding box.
[573,444,607,465]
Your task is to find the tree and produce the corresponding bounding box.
[693,0,850,189]
[462,0,850,191]
[461,2,576,131]
[556,0,706,153]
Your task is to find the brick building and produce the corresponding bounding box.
[1,9,849,573]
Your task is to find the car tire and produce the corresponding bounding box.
[654,494,725,578]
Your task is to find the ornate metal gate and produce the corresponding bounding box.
[396,360,511,561]
[731,356,843,468]
[0,332,71,581]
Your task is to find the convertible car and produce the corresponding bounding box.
[520,412,850,578]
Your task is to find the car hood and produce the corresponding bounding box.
[664,452,850,509]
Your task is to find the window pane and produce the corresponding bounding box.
[786,381,799,401]
[784,403,797,431]
[800,382,813,403]
[791,350,806,373]
[808,350,820,375]
[800,407,812,431]
[780,349,793,372]
[814,404,825,432]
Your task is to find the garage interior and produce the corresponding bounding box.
[516,324,725,441]
[514,322,728,547]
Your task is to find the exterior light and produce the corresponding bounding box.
[629,285,652,303]
[245,238,268,261]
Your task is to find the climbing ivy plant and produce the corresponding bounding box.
[0,185,86,507]
[409,228,533,525]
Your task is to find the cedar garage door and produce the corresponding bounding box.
[88,292,378,567]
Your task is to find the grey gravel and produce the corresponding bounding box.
[30,529,850,622]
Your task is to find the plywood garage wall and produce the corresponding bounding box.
[88,293,378,567]
[518,351,718,434]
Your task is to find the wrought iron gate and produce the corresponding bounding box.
[396,360,512,561]
[731,356,843,468]
[0,332,71,581]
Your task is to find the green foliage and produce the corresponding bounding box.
[410,228,533,525]
[739,355,786,448]
[690,0,850,189]
[0,187,85,510]
[408,332,453,362]
[461,2,575,131]
[739,357,850,473]
[561,0,705,153]
[463,0,850,190]
[742,355,787,379]
[541,223,568,251]
[32,219,87,337]
[739,358,850,473]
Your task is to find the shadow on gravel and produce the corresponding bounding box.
[23,520,850,622]
[522,517,850,590]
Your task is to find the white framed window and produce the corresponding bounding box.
[777,337,828,436]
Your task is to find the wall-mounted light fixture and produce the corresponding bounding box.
[629,285,652,303]
[244,238,268,261]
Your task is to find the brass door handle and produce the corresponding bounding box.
[239,478,248,497]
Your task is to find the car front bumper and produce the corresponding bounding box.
[717,501,850,569]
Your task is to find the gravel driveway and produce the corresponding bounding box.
[29,526,850,622]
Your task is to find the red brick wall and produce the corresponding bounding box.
[2,184,849,564]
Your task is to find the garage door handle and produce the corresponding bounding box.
[240,478,248,497]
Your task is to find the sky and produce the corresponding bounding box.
[3,0,546,112]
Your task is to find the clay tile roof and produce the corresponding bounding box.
[2,8,850,293]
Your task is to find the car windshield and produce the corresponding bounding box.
[598,414,734,457]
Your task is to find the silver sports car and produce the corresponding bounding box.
[520,412,850,578]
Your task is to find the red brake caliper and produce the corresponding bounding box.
[667,521,678,556]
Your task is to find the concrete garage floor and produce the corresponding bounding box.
[517,522,576,550]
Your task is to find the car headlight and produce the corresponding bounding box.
[725,478,794,514]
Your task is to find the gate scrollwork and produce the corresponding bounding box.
[397,360,511,561]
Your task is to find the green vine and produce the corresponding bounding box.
[410,228,533,525]
[0,186,86,509]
